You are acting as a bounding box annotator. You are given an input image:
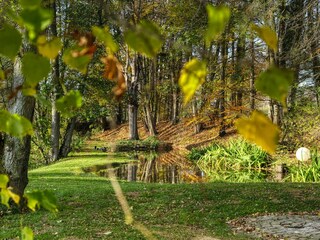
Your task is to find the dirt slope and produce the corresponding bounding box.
[91,120,235,150]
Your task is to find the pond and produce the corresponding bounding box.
[83,150,206,184]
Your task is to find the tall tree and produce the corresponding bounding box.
[3,54,36,198]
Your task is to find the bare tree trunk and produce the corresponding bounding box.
[0,133,5,173]
[192,99,202,134]
[3,56,35,198]
[231,34,245,107]
[51,0,61,162]
[126,53,140,140]
[144,104,156,136]
[250,36,255,110]
[219,36,228,137]
[51,100,60,161]
[127,163,137,182]
[59,117,76,158]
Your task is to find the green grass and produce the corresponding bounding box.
[1,152,320,239]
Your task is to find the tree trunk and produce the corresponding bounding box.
[3,56,35,198]
[50,0,61,162]
[126,53,139,140]
[250,36,255,110]
[192,99,202,134]
[59,117,76,158]
[51,101,60,161]
[0,133,5,173]
[219,35,228,137]
[144,104,157,136]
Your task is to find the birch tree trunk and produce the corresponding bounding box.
[3,56,35,198]
[50,0,61,162]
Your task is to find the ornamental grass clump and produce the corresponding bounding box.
[285,150,320,182]
[196,138,271,182]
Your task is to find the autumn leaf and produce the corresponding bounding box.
[0,174,9,189]
[101,55,119,80]
[235,111,280,154]
[62,32,96,74]
[252,24,278,52]
[37,35,62,59]
[101,55,126,100]
[179,59,207,105]
[0,174,20,207]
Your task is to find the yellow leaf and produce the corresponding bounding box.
[252,24,278,52]
[1,188,11,207]
[22,87,37,96]
[0,174,9,188]
[8,187,20,204]
[37,35,62,59]
[205,5,231,45]
[178,59,207,105]
[235,111,280,154]
[21,226,34,240]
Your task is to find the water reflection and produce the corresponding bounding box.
[84,150,205,184]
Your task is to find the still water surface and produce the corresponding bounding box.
[83,150,205,184]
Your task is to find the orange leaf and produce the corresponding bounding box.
[101,55,126,100]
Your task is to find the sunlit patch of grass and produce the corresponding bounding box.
[1,152,320,239]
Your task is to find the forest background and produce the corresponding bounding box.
[0,0,319,221]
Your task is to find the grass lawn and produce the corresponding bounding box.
[1,152,320,239]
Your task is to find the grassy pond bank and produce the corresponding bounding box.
[1,147,320,239]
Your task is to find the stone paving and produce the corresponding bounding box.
[229,214,320,239]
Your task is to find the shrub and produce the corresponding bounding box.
[195,138,271,182]
[285,150,320,182]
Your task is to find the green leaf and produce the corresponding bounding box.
[235,111,280,154]
[20,8,53,40]
[56,90,83,117]
[22,88,37,97]
[252,24,278,52]
[0,24,22,60]
[0,110,34,138]
[205,5,231,45]
[256,67,294,106]
[21,227,34,240]
[124,20,163,58]
[62,47,91,74]
[92,26,118,53]
[19,0,41,9]
[37,35,62,59]
[178,59,207,105]
[22,52,50,88]
[25,190,58,212]
[0,69,5,80]
[0,174,9,189]
[25,191,41,211]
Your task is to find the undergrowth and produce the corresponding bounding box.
[189,138,271,182]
